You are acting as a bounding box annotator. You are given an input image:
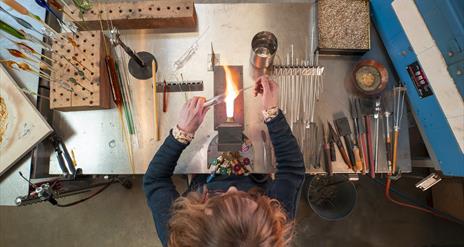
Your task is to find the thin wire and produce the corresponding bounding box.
[18,172,37,189]
[55,181,113,207]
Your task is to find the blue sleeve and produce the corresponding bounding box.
[266,111,305,219]
[143,131,189,247]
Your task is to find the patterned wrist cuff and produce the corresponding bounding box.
[173,126,194,144]
[262,106,279,122]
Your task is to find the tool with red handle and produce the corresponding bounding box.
[163,80,168,113]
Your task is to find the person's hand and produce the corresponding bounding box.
[254,75,279,109]
[177,97,209,134]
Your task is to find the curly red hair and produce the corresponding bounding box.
[168,189,293,247]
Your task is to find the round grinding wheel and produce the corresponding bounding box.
[128,51,157,80]
[352,60,388,96]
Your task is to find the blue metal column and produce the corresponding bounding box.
[370,0,464,176]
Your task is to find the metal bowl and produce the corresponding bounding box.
[352,59,388,96]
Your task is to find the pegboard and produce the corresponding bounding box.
[66,0,197,31]
[50,31,111,111]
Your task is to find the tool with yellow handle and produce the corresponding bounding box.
[353,145,363,172]
[392,86,406,174]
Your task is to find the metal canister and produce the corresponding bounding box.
[250,31,278,69]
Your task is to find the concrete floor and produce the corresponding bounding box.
[1,176,463,247]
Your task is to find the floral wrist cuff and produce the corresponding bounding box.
[262,106,279,122]
[173,126,194,144]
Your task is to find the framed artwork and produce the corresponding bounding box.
[0,64,53,176]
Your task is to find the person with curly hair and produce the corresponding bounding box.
[144,76,305,247]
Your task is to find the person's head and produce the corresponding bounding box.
[168,187,293,247]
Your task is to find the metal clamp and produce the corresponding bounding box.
[415,172,442,191]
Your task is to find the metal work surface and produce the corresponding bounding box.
[48,3,411,175]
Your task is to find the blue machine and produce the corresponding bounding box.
[370,0,464,176]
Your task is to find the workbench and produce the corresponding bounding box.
[1,2,411,205]
[45,3,411,175]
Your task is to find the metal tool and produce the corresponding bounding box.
[322,124,333,175]
[415,173,442,191]
[365,114,375,178]
[109,27,156,80]
[392,85,406,174]
[384,104,392,174]
[355,98,368,174]
[314,123,322,169]
[328,125,336,162]
[50,134,78,177]
[209,42,218,71]
[272,44,325,164]
[350,98,366,173]
[328,122,352,168]
[163,80,168,113]
[373,98,382,175]
[334,117,357,171]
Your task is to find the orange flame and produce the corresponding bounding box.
[224,66,239,118]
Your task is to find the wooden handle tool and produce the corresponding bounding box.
[353,145,363,172]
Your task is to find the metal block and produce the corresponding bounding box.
[217,122,243,152]
[154,81,204,92]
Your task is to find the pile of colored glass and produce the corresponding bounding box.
[207,151,253,183]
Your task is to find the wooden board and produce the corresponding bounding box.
[0,65,53,176]
[66,0,197,31]
[213,66,244,130]
[50,31,111,111]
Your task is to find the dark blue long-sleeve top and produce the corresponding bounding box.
[143,111,305,247]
